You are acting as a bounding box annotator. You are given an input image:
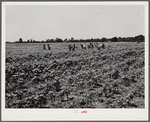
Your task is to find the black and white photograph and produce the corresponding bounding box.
[2,1,149,121]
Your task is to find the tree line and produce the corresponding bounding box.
[6,35,144,43]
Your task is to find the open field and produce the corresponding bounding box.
[5,42,145,108]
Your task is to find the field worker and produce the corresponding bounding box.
[102,43,105,49]
[43,44,46,50]
[81,43,86,49]
[72,44,75,51]
[80,44,83,49]
[90,42,94,48]
[69,44,72,51]
[47,44,51,50]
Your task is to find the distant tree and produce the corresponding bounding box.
[111,37,118,42]
[46,39,50,42]
[71,37,74,41]
[49,39,54,43]
[19,38,23,43]
[134,35,145,42]
[96,38,100,42]
[55,38,63,42]
[33,40,36,43]
[6,41,11,43]
[118,37,122,42]
[30,39,33,43]
[101,37,107,42]
[27,40,30,43]
[64,38,68,42]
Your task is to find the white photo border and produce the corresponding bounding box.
[2,1,149,121]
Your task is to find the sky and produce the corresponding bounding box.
[5,5,145,42]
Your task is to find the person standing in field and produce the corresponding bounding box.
[47,44,51,50]
[43,44,46,50]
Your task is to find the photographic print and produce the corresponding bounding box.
[2,1,149,121]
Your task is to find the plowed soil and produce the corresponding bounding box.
[5,42,145,108]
